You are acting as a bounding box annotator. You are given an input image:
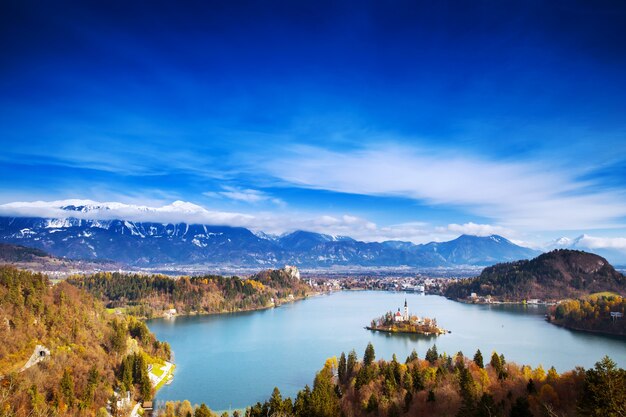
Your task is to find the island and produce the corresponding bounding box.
[366,299,447,335]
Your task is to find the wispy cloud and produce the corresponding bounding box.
[5,199,626,251]
[0,199,434,243]
[203,186,285,205]
[255,144,626,231]
[574,235,626,251]
[0,200,256,226]
[437,222,512,237]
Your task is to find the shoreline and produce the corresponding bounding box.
[546,319,626,340]
[451,297,557,306]
[147,290,624,414]
[449,296,626,339]
[144,294,317,415]
[137,291,324,321]
[365,326,444,336]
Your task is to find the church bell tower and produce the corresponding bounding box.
[404,299,408,320]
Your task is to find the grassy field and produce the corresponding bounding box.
[151,365,164,378]
[105,307,127,314]
[154,363,175,391]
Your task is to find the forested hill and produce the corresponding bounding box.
[0,242,121,274]
[67,267,313,318]
[0,243,50,262]
[0,266,171,416]
[444,249,626,301]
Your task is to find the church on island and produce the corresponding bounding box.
[367,299,447,336]
[394,299,410,322]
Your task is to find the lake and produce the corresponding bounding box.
[147,291,626,411]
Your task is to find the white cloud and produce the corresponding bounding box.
[255,144,626,231]
[439,222,512,237]
[0,199,454,244]
[0,199,256,226]
[574,235,626,251]
[203,186,285,205]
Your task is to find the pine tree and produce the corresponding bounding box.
[425,345,438,364]
[82,366,99,407]
[366,394,378,413]
[490,351,507,380]
[310,366,340,417]
[364,342,376,367]
[347,350,358,377]
[473,349,484,368]
[526,379,536,394]
[294,385,312,417]
[338,352,347,384]
[60,368,75,408]
[578,356,626,417]
[121,357,134,392]
[269,387,284,415]
[406,349,418,364]
[427,390,436,402]
[510,397,533,417]
[194,404,212,417]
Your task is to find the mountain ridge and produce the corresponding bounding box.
[0,215,541,268]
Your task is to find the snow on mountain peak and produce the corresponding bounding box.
[163,201,207,213]
[555,237,572,245]
[0,199,235,226]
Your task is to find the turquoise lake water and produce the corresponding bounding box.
[147,291,626,411]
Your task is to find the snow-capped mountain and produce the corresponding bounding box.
[0,218,541,268]
[0,199,543,267]
[0,199,212,222]
[546,235,626,265]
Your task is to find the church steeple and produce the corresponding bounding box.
[404,299,408,320]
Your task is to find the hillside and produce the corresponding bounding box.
[0,243,121,275]
[0,213,539,268]
[67,266,313,318]
[444,249,626,301]
[0,266,171,416]
[0,243,49,262]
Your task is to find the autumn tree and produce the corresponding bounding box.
[310,358,340,417]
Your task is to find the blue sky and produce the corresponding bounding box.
[1,0,626,248]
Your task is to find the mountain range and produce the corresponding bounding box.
[0,211,540,268]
